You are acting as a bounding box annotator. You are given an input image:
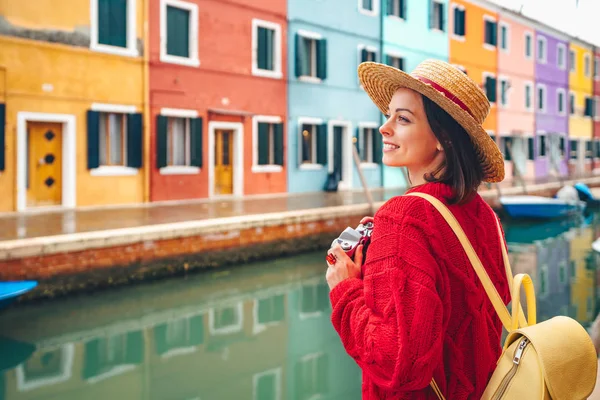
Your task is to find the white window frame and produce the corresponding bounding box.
[584,53,591,77]
[524,81,534,112]
[159,0,200,67]
[570,49,576,73]
[358,0,379,17]
[569,91,576,116]
[451,3,466,41]
[208,302,243,335]
[358,122,379,169]
[536,83,547,114]
[536,36,547,64]
[251,19,283,79]
[90,0,138,57]
[357,44,378,65]
[557,43,567,70]
[524,31,533,60]
[298,117,324,170]
[482,71,497,105]
[430,0,445,34]
[252,115,283,173]
[253,368,282,400]
[387,0,406,21]
[557,88,567,116]
[159,107,200,175]
[595,56,600,81]
[385,49,405,71]
[483,15,497,51]
[297,30,323,84]
[499,21,510,53]
[89,103,139,177]
[498,76,510,108]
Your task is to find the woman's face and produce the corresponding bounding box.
[380,88,444,174]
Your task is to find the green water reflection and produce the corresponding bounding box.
[0,213,599,400]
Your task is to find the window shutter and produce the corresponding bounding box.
[190,117,203,167]
[295,34,305,77]
[428,0,434,29]
[485,77,497,103]
[98,0,127,48]
[0,103,4,171]
[528,137,535,160]
[354,127,361,157]
[167,6,190,58]
[125,331,144,364]
[453,7,460,35]
[316,123,328,165]
[126,113,143,168]
[361,48,368,63]
[385,54,392,66]
[402,0,407,19]
[258,122,269,165]
[274,123,284,166]
[87,110,100,169]
[387,0,393,15]
[372,128,383,163]
[257,27,267,70]
[461,10,466,36]
[189,315,204,346]
[492,22,498,46]
[504,137,512,161]
[317,39,327,80]
[439,3,446,31]
[156,115,168,169]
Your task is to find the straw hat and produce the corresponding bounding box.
[358,59,505,183]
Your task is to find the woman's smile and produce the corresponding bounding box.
[383,141,400,152]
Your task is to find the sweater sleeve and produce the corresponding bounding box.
[329,198,445,393]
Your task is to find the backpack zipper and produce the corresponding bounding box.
[491,338,530,400]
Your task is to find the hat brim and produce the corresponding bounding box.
[358,62,505,183]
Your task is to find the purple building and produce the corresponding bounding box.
[535,27,570,177]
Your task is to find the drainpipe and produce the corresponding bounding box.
[142,0,150,203]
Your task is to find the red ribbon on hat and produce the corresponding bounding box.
[414,76,476,120]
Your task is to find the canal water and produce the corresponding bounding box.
[0,213,599,400]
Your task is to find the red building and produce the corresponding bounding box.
[595,49,600,172]
[149,0,287,201]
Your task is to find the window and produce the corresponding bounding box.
[524,82,533,111]
[524,32,532,58]
[256,295,285,325]
[484,75,497,103]
[91,0,137,56]
[537,84,546,113]
[430,0,445,32]
[99,113,126,166]
[584,97,595,118]
[557,89,566,115]
[296,32,327,80]
[160,0,199,67]
[387,0,406,19]
[252,19,282,79]
[570,140,578,160]
[300,122,327,166]
[484,17,497,47]
[386,54,405,70]
[253,369,281,400]
[595,140,600,159]
[357,125,381,164]
[156,111,203,172]
[209,304,243,334]
[538,134,546,157]
[595,57,600,80]
[557,44,566,70]
[596,96,600,119]
[360,46,377,63]
[570,92,576,115]
[537,36,547,63]
[295,353,328,400]
[255,119,284,169]
[528,137,535,160]
[586,140,593,160]
[499,23,509,51]
[453,5,466,37]
[499,78,509,107]
[584,53,591,77]
[560,137,566,158]
[300,282,329,315]
[359,0,379,15]
[501,137,513,161]
[570,49,576,73]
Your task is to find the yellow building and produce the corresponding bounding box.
[0,0,148,213]
[568,40,595,174]
[568,226,596,324]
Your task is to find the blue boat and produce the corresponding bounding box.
[500,195,586,219]
[573,182,600,208]
[0,281,38,309]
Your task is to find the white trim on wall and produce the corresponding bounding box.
[208,121,244,198]
[17,112,77,212]
[90,0,138,57]
[160,107,198,118]
[16,344,75,391]
[159,0,200,67]
[252,115,283,173]
[159,107,201,176]
[251,19,283,79]
[91,103,138,113]
[358,0,379,17]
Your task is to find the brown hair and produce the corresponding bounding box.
[421,95,484,205]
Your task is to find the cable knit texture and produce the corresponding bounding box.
[329,182,511,400]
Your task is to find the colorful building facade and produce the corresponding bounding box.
[0,0,147,213]
[286,0,383,194]
[381,0,449,188]
[496,12,536,180]
[594,49,600,172]
[533,27,570,178]
[149,0,288,201]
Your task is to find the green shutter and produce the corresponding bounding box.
[387,0,393,15]
[402,0,407,19]
[274,123,284,166]
[257,27,274,71]
[440,3,446,32]
[156,115,168,168]
[528,138,535,160]
[361,48,368,63]
[125,331,144,364]
[428,0,434,29]
[189,315,204,346]
[492,22,498,46]
[459,10,466,36]
[317,39,327,80]
[190,117,203,167]
[385,54,392,66]
[166,6,190,58]
[485,77,497,103]
[154,324,168,355]
[258,122,269,165]
[295,34,306,77]
[372,128,383,163]
[316,123,328,165]
[354,127,361,157]
[87,110,100,169]
[82,339,100,379]
[0,103,4,171]
[98,0,127,48]
[126,113,143,168]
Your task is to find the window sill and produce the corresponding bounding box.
[159,166,200,175]
[252,165,283,173]
[359,8,378,17]
[252,68,283,79]
[451,34,465,42]
[90,166,139,176]
[360,162,379,169]
[298,76,323,84]
[160,54,200,67]
[386,15,406,23]
[90,43,139,58]
[430,28,445,34]
[299,163,324,171]
[483,44,497,52]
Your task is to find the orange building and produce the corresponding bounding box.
[148,0,288,202]
[449,0,498,137]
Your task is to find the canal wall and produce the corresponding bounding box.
[3,176,600,302]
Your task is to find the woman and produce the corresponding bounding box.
[326,59,511,399]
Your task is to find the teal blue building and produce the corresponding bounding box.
[286,0,384,193]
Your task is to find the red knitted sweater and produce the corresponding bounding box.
[329,182,511,400]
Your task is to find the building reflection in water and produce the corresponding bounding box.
[0,214,599,400]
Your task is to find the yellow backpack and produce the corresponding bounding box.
[406,193,598,400]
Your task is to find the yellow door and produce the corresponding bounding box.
[214,129,234,195]
[27,122,62,207]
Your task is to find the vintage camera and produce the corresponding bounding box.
[331,221,374,260]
